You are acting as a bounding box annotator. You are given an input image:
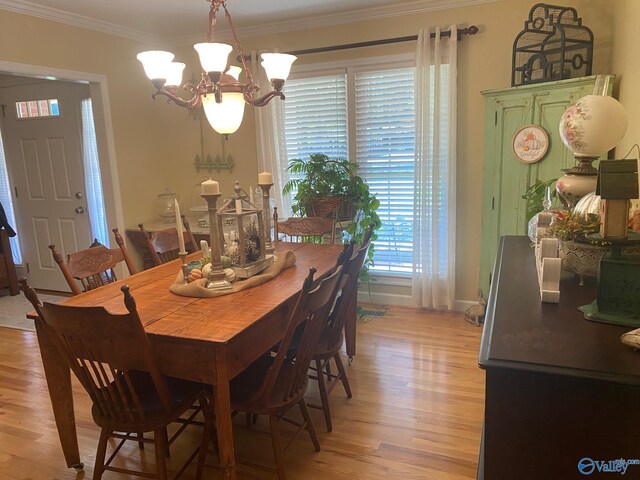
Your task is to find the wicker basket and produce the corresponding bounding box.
[307,197,356,221]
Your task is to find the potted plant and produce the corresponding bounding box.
[282,153,381,280]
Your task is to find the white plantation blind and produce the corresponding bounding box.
[283,74,348,161]
[280,62,428,275]
[355,68,416,273]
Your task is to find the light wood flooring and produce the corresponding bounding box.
[0,306,485,479]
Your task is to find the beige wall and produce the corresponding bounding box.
[0,0,631,302]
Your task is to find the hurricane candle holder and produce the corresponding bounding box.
[259,182,275,255]
[200,192,233,290]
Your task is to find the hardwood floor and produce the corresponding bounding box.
[0,306,485,479]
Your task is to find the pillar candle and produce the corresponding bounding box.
[235,199,242,215]
[249,186,254,204]
[258,171,273,185]
[174,199,187,253]
[201,178,220,195]
[200,240,209,258]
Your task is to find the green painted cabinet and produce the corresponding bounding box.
[479,75,615,296]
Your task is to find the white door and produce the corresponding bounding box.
[0,80,92,291]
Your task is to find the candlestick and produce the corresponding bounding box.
[179,252,189,284]
[258,171,273,185]
[174,199,187,254]
[200,192,232,290]
[259,183,275,255]
[201,178,220,195]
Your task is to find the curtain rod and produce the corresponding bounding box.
[286,25,479,57]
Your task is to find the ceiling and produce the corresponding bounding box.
[0,0,495,43]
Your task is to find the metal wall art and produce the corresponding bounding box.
[512,3,593,86]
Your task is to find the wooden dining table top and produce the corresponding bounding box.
[56,242,341,343]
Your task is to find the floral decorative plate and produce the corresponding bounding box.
[512,124,549,164]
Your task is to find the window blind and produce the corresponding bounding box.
[283,74,348,161]
[355,68,416,273]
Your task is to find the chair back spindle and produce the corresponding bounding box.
[139,215,198,267]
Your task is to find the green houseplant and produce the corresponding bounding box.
[282,153,381,281]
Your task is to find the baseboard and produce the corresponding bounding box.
[357,290,476,312]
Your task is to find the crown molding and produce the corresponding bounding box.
[0,0,164,44]
[1,0,497,46]
[212,0,498,40]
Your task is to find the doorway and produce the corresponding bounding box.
[0,61,124,293]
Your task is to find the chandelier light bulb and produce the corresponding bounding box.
[202,92,246,135]
[136,51,175,80]
[194,42,233,73]
[260,53,297,82]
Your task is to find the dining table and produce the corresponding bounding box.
[30,241,343,480]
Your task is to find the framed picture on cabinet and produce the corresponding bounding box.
[512,124,549,164]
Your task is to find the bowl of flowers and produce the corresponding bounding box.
[547,210,640,284]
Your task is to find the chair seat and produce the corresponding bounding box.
[91,370,204,432]
[314,330,344,359]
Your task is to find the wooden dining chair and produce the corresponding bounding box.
[273,207,336,244]
[310,224,374,432]
[228,265,344,480]
[50,235,137,295]
[20,280,214,480]
[138,216,198,266]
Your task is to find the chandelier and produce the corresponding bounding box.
[137,0,297,135]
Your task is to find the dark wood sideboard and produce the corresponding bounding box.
[478,236,640,480]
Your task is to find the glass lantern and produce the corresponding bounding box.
[216,182,273,277]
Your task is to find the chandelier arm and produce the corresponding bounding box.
[245,90,285,107]
[152,87,203,109]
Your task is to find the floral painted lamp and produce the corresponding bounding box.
[557,95,628,206]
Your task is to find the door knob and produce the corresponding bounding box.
[75,206,85,214]
[75,192,83,199]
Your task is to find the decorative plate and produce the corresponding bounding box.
[512,124,549,164]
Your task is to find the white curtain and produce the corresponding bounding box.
[252,52,292,217]
[81,98,109,246]
[412,26,458,310]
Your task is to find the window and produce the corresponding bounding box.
[281,61,416,275]
[0,133,22,264]
[15,98,60,118]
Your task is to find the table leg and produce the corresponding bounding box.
[34,319,82,469]
[344,287,357,359]
[213,347,236,480]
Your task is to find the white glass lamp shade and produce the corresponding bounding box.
[260,53,297,81]
[165,62,186,87]
[194,42,232,73]
[226,66,242,81]
[202,92,246,135]
[137,50,175,80]
[559,95,628,157]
